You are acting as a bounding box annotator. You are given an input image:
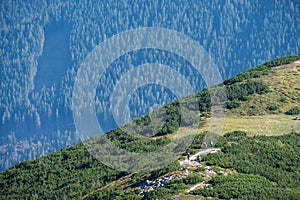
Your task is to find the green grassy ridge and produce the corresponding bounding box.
[225,54,300,117]
[92,54,300,143]
[134,54,300,135]
[224,54,300,85]
[1,55,300,199]
[114,75,271,139]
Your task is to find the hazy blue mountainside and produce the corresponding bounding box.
[1,0,300,171]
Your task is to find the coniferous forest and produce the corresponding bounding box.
[1,0,300,171]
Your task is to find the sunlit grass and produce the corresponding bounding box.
[222,113,300,136]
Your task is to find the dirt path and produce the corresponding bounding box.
[179,148,221,194]
[179,148,221,166]
[186,182,206,193]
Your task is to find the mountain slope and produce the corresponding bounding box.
[197,55,300,136]
[1,55,300,199]
[223,57,300,135]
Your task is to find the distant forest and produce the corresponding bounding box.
[1,0,300,171]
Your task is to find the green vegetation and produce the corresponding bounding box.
[285,106,300,115]
[149,161,181,180]
[0,143,125,199]
[183,173,203,184]
[226,81,269,109]
[194,166,205,173]
[107,129,171,153]
[2,131,299,199]
[117,97,200,138]
[0,141,182,199]
[197,131,300,199]
[267,104,279,111]
[207,132,300,188]
[224,55,300,117]
[196,80,270,111]
[224,54,300,85]
[1,56,300,198]
[84,188,141,200]
[191,173,299,199]
[226,99,240,109]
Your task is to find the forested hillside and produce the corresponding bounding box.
[1,132,299,199]
[1,56,300,199]
[192,132,300,199]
